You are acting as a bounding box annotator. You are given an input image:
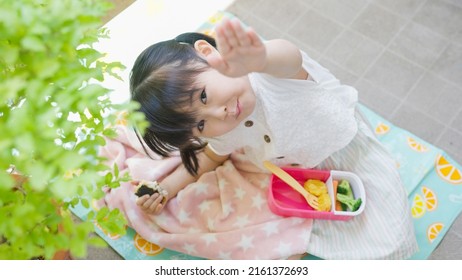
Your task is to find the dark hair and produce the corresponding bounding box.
[130,33,216,175]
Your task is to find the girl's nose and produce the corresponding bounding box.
[209,105,228,120]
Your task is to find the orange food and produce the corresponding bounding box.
[333,180,343,211]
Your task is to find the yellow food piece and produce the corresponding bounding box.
[304,179,328,196]
[317,192,332,212]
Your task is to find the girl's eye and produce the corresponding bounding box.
[197,120,205,132]
[200,89,207,104]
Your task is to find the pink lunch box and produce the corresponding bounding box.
[267,167,366,221]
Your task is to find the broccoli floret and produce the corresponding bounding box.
[337,180,353,198]
[336,193,362,212]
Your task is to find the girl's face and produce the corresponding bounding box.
[191,68,256,138]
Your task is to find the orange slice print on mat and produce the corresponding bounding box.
[134,233,164,256]
[375,123,390,135]
[427,222,444,243]
[435,154,462,184]
[407,137,429,152]
[411,194,426,218]
[422,186,437,211]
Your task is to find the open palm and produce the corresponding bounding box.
[206,18,267,77]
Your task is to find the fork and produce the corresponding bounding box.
[263,161,320,210]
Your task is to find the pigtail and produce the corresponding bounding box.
[179,140,207,176]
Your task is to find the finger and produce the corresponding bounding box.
[231,18,251,46]
[131,180,140,186]
[148,194,164,212]
[247,27,263,47]
[154,204,164,215]
[215,23,231,54]
[221,19,239,47]
[141,193,159,209]
[136,194,149,206]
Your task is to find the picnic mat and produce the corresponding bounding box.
[71,12,462,260]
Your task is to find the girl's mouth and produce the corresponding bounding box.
[235,99,241,119]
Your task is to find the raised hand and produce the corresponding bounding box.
[206,18,267,77]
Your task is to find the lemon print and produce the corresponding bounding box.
[208,13,224,24]
[407,137,429,152]
[202,29,216,38]
[411,194,425,218]
[422,186,437,211]
[375,123,390,135]
[427,222,444,243]
[435,154,462,184]
[134,233,164,256]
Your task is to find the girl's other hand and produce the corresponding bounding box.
[132,181,167,215]
[207,18,266,77]
[136,193,166,215]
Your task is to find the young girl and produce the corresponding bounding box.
[130,17,418,259]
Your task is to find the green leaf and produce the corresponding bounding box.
[87,236,107,248]
[21,36,46,52]
[81,198,90,209]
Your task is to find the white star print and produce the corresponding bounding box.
[234,187,246,200]
[291,217,305,225]
[262,221,279,237]
[154,213,170,226]
[183,243,197,255]
[233,214,251,229]
[251,193,265,210]
[222,202,235,217]
[198,200,212,214]
[297,228,311,245]
[218,251,232,259]
[201,234,218,246]
[259,177,270,189]
[275,241,292,258]
[178,209,191,225]
[218,178,229,190]
[187,227,201,234]
[126,209,139,222]
[237,234,255,252]
[148,232,162,244]
[194,182,209,196]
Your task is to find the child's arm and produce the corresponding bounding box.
[136,145,229,214]
[207,18,307,80]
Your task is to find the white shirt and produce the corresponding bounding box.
[204,51,358,169]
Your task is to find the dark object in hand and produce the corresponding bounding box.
[135,184,157,197]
